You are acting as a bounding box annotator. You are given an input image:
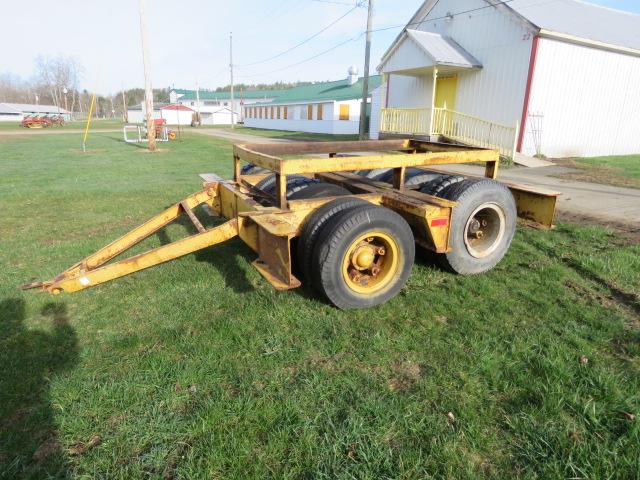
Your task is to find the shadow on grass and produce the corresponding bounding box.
[0,299,79,479]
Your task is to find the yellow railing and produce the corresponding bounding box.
[380,107,431,135]
[380,107,518,158]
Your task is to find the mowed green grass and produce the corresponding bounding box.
[1,132,639,479]
[575,154,640,181]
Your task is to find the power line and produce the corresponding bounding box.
[234,0,520,80]
[236,5,360,67]
[370,0,518,34]
[310,0,364,6]
[236,33,364,78]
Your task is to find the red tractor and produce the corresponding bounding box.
[154,118,177,140]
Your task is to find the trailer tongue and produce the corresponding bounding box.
[23,139,559,309]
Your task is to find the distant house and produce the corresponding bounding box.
[127,102,195,125]
[0,103,71,122]
[170,88,284,125]
[375,0,640,158]
[243,70,382,135]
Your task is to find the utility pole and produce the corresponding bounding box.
[230,31,235,129]
[195,81,201,126]
[139,0,156,151]
[122,89,128,122]
[359,0,374,140]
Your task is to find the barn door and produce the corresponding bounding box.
[435,75,458,110]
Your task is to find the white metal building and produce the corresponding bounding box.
[0,103,72,122]
[243,71,382,135]
[376,0,640,158]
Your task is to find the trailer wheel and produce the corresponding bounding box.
[419,174,466,197]
[438,179,516,275]
[377,167,443,187]
[241,163,269,175]
[255,174,319,199]
[297,197,372,284]
[288,182,350,201]
[311,205,415,309]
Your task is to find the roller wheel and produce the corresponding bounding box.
[311,204,415,309]
[297,197,372,284]
[437,179,517,275]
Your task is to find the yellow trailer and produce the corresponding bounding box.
[23,139,559,309]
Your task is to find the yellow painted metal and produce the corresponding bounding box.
[510,188,558,229]
[341,232,399,294]
[82,93,97,151]
[26,139,558,298]
[435,75,458,110]
[45,220,238,294]
[235,144,500,176]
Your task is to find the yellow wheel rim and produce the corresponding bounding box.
[341,231,399,295]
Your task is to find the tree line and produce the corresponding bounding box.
[0,54,325,119]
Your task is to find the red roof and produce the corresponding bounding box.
[161,104,194,111]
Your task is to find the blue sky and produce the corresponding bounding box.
[1,0,638,94]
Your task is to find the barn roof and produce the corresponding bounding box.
[3,103,71,114]
[407,30,481,67]
[0,103,22,114]
[507,0,640,51]
[250,76,382,106]
[381,0,640,65]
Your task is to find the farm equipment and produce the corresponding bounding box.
[123,118,176,143]
[20,116,52,129]
[22,140,559,309]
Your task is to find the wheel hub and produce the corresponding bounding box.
[463,203,506,259]
[342,232,399,294]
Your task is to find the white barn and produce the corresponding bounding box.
[243,71,382,135]
[376,0,640,158]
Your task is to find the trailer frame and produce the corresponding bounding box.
[23,139,559,299]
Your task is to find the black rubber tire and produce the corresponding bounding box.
[310,205,415,309]
[354,168,392,180]
[419,174,467,197]
[437,179,517,275]
[241,164,269,175]
[287,182,351,201]
[254,174,319,199]
[296,197,372,285]
[377,167,443,187]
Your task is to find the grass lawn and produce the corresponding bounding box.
[1,132,639,479]
[555,154,640,189]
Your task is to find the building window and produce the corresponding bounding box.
[283,106,288,120]
[300,105,307,120]
[191,102,195,106]
[307,105,313,120]
[277,106,281,119]
[339,104,350,121]
[317,104,323,121]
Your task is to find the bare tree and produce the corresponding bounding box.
[33,55,83,110]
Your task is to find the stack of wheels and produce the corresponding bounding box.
[419,175,517,275]
[355,167,442,186]
[241,163,269,175]
[253,174,351,202]
[297,198,415,309]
